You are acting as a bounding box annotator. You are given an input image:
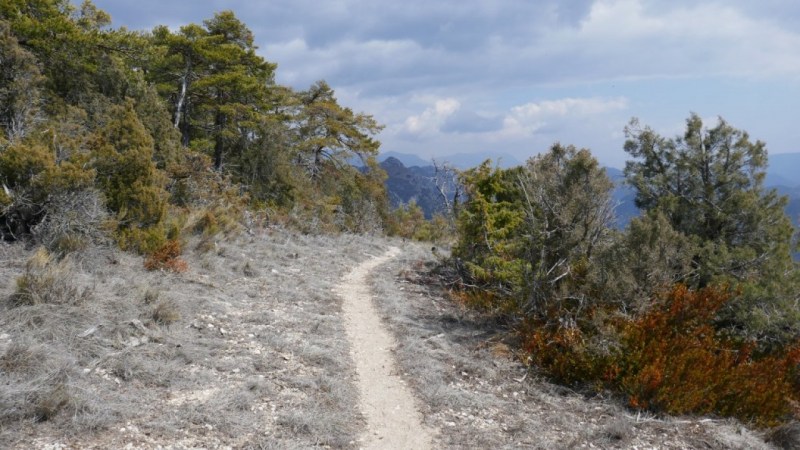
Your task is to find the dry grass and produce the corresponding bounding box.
[767,421,800,449]
[369,242,774,449]
[0,226,388,449]
[0,340,47,374]
[31,189,110,257]
[142,287,159,304]
[8,248,90,307]
[151,299,180,325]
[0,226,777,449]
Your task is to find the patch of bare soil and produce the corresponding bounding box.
[0,229,391,449]
[337,246,435,449]
[370,242,776,449]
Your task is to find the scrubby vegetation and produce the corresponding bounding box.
[451,115,800,428]
[0,2,405,445]
[2,0,798,446]
[0,0,391,257]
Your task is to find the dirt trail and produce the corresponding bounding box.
[337,247,435,449]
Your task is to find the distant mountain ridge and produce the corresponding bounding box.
[379,151,521,169]
[379,151,800,226]
[380,157,447,219]
[378,151,431,168]
[766,153,800,188]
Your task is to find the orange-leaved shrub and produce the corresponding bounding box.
[143,240,188,273]
[521,285,800,426]
[523,319,617,388]
[620,285,800,426]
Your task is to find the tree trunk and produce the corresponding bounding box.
[174,73,188,129]
[174,60,191,146]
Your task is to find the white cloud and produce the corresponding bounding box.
[402,98,461,135]
[92,0,800,167]
[502,97,629,137]
[540,0,800,79]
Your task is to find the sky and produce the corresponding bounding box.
[91,0,800,168]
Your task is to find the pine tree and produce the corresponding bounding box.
[0,20,44,142]
[624,113,794,285]
[624,113,800,346]
[148,11,277,170]
[293,81,383,180]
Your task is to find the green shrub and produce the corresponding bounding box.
[90,101,168,252]
[117,225,167,255]
[0,142,96,240]
[192,210,220,236]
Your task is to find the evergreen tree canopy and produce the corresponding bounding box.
[624,114,800,346]
[454,144,615,320]
[624,113,795,284]
[148,11,277,170]
[0,1,392,242]
[294,80,383,180]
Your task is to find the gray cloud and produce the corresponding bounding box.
[441,109,504,134]
[95,0,800,93]
[89,0,800,166]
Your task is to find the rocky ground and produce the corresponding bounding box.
[0,227,782,449]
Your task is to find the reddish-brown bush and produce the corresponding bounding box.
[143,240,188,273]
[523,323,612,387]
[620,285,800,425]
[520,285,800,426]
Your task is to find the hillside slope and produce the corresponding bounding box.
[0,230,389,448]
[0,230,778,449]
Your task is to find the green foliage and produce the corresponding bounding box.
[624,113,794,282]
[0,142,55,192]
[147,11,277,170]
[0,141,95,239]
[387,201,453,243]
[90,101,168,252]
[0,0,394,245]
[454,144,615,318]
[624,114,800,347]
[454,160,526,296]
[145,11,388,233]
[233,117,296,207]
[596,212,697,312]
[452,117,800,428]
[0,19,44,141]
[333,158,390,234]
[293,81,383,180]
[515,144,615,318]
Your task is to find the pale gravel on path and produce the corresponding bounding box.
[337,247,436,450]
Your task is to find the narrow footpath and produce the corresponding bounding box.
[337,247,435,449]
